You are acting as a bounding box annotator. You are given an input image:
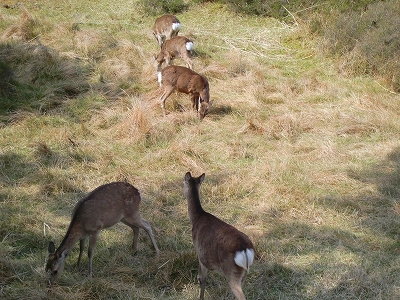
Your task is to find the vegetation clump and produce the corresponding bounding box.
[320,0,400,91]
[138,0,189,15]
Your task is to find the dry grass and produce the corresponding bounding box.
[1,1,400,300]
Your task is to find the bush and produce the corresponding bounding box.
[138,0,188,15]
[222,0,280,17]
[321,0,400,91]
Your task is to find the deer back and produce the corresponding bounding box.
[161,66,209,99]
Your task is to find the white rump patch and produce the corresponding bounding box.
[172,22,182,31]
[234,248,255,272]
[186,41,194,51]
[157,72,162,86]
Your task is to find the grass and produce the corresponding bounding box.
[1,1,400,299]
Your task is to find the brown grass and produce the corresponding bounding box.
[1,2,400,300]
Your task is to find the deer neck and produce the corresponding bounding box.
[186,185,205,224]
[56,222,82,256]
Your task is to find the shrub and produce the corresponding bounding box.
[222,0,280,17]
[138,0,188,15]
[321,0,400,91]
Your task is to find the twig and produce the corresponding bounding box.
[68,137,78,147]
[282,5,298,26]
[295,3,328,14]
[158,260,170,269]
[374,80,400,95]
[43,222,50,236]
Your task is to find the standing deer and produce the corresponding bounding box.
[153,36,194,71]
[183,172,255,300]
[158,65,212,120]
[45,182,159,286]
[152,14,182,47]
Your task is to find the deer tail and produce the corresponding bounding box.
[172,22,182,31]
[186,41,194,51]
[234,248,255,272]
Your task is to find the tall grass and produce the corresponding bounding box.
[1,1,400,299]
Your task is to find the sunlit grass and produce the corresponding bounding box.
[1,1,400,299]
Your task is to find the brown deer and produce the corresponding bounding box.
[153,36,194,71]
[152,14,182,47]
[158,65,212,120]
[45,182,159,286]
[183,172,255,300]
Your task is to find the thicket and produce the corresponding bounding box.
[138,0,189,15]
[319,0,400,92]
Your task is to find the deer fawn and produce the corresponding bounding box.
[158,65,212,120]
[153,36,194,71]
[45,182,159,286]
[152,14,181,47]
[183,172,255,300]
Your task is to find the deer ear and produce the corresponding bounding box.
[185,172,192,181]
[48,242,56,254]
[199,173,205,184]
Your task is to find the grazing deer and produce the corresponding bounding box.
[153,36,194,71]
[158,65,212,120]
[152,14,182,47]
[183,172,255,300]
[45,182,159,286]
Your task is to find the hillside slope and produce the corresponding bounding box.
[1,1,400,299]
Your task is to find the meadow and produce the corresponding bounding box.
[1,1,400,299]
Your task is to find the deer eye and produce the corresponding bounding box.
[53,270,58,275]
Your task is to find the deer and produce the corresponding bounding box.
[158,65,212,120]
[153,35,194,72]
[183,172,255,300]
[45,181,160,286]
[152,14,182,47]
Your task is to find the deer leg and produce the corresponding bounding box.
[184,55,193,70]
[137,218,160,254]
[225,268,247,300]
[160,86,175,116]
[132,226,140,253]
[198,260,208,300]
[228,279,246,300]
[121,219,139,252]
[187,59,193,70]
[165,30,173,41]
[165,55,172,66]
[77,237,86,269]
[122,218,160,254]
[241,271,248,286]
[87,232,100,277]
[156,35,164,47]
[189,94,198,110]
